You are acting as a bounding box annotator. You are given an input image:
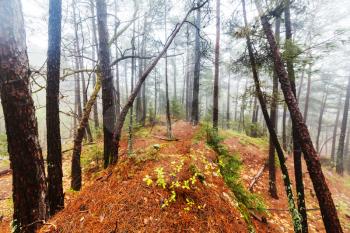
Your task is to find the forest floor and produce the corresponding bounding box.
[0,121,350,232]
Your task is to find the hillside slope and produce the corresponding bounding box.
[39,121,279,233]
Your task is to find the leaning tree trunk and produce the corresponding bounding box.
[255,1,343,231]
[336,76,350,175]
[96,0,116,167]
[113,1,208,162]
[284,1,308,231]
[46,0,64,216]
[212,0,220,130]
[241,1,301,231]
[71,72,101,191]
[191,6,201,125]
[0,1,48,231]
[316,90,328,153]
[268,16,280,199]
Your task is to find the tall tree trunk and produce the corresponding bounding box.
[114,0,121,118]
[268,16,280,200]
[241,1,301,231]
[234,80,240,123]
[212,0,220,130]
[316,89,328,153]
[46,0,64,216]
[0,1,48,231]
[164,1,173,139]
[336,76,350,175]
[191,6,201,125]
[226,74,231,128]
[113,2,207,162]
[96,0,117,167]
[331,96,342,164]
[304,64,312,123]
[255,1,343,231]
[71,73,101,191]
[128,24,136,155]
[185,25,191,121]
[90,0,100,128]
[297,63,306,101]
[282,103,287,150]
[285,1,308,231]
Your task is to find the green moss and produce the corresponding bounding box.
[220,129,268,148]
[81,143,103,168]
[205,127,266,232]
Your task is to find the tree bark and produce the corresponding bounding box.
[316,89,328,153]
[255,1,343,231]
[226,74,231,128]
[90,0,99,128]
[96,0,117,168]
[71,72,101,191]
[191,5,201,125]
[212,0,220,130]
[331,97,341,164]
[336,76,350,175]
[164,1,173,139]
[303,64,312,123]
[284,1,308,231]
[0,1,48,231]
[268,16,280,200]
[241,1,301,231]
[46,0,64,216]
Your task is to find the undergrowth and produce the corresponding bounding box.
[204,126,266,232]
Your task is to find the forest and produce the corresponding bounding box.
[0,0,349,232]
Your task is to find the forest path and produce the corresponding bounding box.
[1,122,349,232]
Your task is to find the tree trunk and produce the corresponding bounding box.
[336,76,350,175]
[284,1,308,231]
[96,0,117,167]
[113,2,207,162]
[255,1,343,231]
[304,64,312,123]
[226,74,231,129]
[164,2,173,139]
[241,1,301,231]
[114,0,121,118]
[46,0,64,216]
[90,0,100,128]
[212,0,220,130]
[185,25,191,121]
[331,96,342,164]
[268,16,280,200]
[0,1,48,231]
[71,72,101,191]
[316,90,328,153]
[128,24,136,155]
[282,103,287,151]
[191,6,201,125]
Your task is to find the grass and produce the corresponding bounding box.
[205,127,266,232]
[220,129,268,148]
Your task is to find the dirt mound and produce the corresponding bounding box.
[40,122,250,233]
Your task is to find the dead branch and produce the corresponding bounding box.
[248,162,267,191]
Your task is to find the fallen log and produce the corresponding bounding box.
[0,169,11,177]
[152,135,179,141]
[248,162,266,191]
